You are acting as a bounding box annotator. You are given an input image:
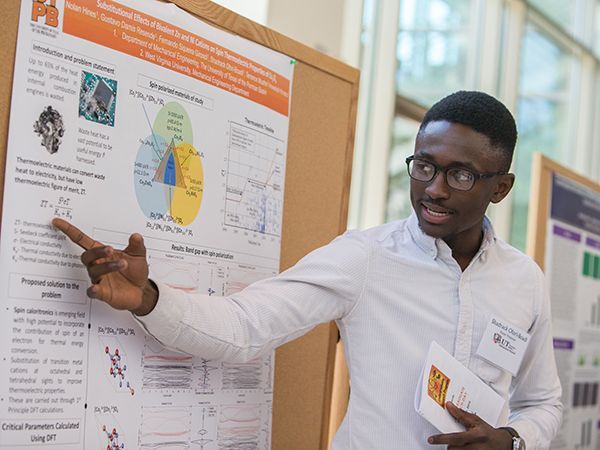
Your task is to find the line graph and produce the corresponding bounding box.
[142,336,193,391]
[225,267,274,296]
[149,256,200,292]
[139,406,191,449]
[218,404,262,449]
[264,354,274,393]
[224,122,285,236]
[222,357,263,391]
[149,255,226,296]
[194,358,220,395]
[192,406,217,449]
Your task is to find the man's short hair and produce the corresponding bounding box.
[419,91,517,171]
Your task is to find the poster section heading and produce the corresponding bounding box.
[62,0,291,116]
[551,174,600,236]
[1,418,81,446]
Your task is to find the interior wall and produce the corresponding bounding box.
[266,0,346,58]
[210,0,269,24]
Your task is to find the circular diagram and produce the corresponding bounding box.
[134,102,204,226]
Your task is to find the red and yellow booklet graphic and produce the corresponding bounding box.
[427,364,450,408]
[415,342,506,433]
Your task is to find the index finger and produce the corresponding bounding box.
[52,218,101,250]
[446,402,480,427]
[428,431,468,446]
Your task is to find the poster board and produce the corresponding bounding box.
[0,1,359,449]
[527,153,600,449]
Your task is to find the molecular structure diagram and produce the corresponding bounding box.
[105,346,135,395]
[102,424,125,450]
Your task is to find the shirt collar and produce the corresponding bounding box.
[406,211,497,260]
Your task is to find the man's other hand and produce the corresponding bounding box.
[52,218,157,315]
[427,402,513,449]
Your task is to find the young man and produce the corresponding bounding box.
[54,91,562,449]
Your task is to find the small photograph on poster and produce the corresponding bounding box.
[33,105,65,154]
[79,71,117,126]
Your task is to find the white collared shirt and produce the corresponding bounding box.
[137,213,562,449]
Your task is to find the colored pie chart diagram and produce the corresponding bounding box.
[134,102,204,226]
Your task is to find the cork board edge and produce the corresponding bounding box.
[0,0,20,227]
[170,0,359,83]
[0,2,360,449]
[527,152,600,269]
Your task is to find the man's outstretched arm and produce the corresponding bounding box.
[53,218,368,362]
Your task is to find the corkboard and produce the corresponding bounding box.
[0,1,359,449]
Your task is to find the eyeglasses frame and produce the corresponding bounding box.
[405,155,507,192]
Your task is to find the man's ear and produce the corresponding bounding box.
[490,173,515,204]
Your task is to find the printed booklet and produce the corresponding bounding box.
[414,341,506,433]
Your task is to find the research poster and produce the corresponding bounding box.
[545,175,600,450]
[0,0,294,448]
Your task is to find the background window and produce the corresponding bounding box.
[348,0,599,246]
[396,0,476,106]
[527,0,578,35]
[386,116,420,221]
[595,1,600,58]
[510,22,574,250]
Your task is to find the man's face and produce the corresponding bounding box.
[409,120,513,246]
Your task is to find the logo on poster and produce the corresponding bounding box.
[32,0,60,28]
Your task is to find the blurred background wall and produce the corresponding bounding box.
[214,0,600,252]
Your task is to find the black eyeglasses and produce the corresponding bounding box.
[405,156,506,192]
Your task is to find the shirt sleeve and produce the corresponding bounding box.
[507,265,563,450]
[133,230,369,362]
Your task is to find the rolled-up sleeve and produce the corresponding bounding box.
[134,231,369,362]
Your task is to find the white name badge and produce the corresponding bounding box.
[476,317,530,376]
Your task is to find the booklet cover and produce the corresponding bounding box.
[414,341,506,433]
